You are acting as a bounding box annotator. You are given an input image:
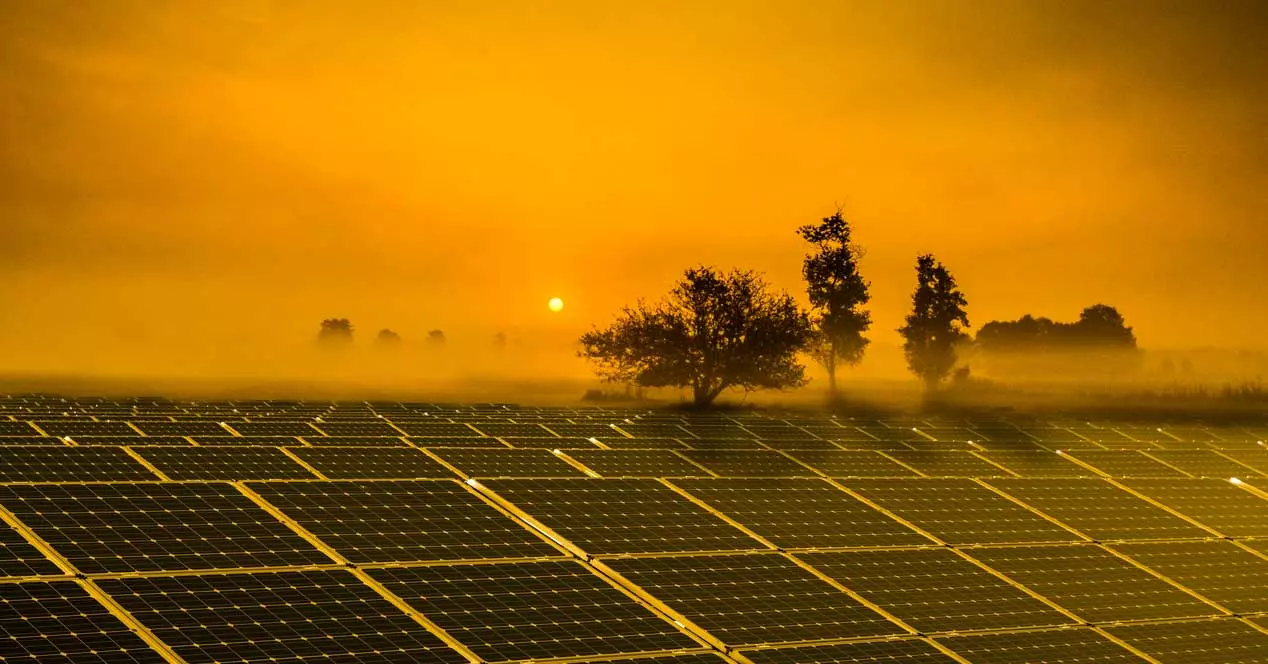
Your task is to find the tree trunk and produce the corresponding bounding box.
[826,351,837,396]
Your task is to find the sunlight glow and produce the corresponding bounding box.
[548,297,565,312]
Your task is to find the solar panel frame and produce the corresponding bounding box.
[133,446,316,480]
[1118,478,1268,537]
[739,639,957,663]
[986,478,1213,541]
[936,628,1147,663]
[678,450,819,477]
[429,448,588,477]
[565,450,715,477]
[0,446,158,482]
[290,447,456,479]
[1111,540,1268,614]
[1105,618,1268,664]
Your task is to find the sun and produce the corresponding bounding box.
[548,297,564,312]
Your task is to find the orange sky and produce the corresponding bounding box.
[1,1,1265,378]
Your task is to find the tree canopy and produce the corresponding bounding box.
[578,267,814,407]
[317,318,354,346]
[797,210,871,394]
[976,304,1136,353]
[897,254,970,389]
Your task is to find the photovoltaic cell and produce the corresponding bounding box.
[133,421,229,437]
[568,655,726,663]
[964,545,1218,623]
[302,435,410,447]
[101,570,468,663]
[565,450,713,477]
[936,628,1146,663]
[35,421,139,437]
[1119,478,1268,537]
[291,447,453,479]
[800,548,1073,632]
[370,560,699,662]
[0,447,156,482]
[604,553,901,647]
[596,437,689,450]
[986,479,1211,541]
[1143,450,1263,478]
[249,480,559,563]
[406,436,508,448]
[1111,541,1268,614]
[472,422,556,438]
[0,482,331,574]
[313,421,403,437]
[0,421,39,436]
[502,436,600,449]
[842,479,1078,545]
[740,639,956,663]
[1105,619,1268,664]
[134,446,315,480]
[672,478,931,550]
[190,435,301,445]
[0,580,166,663]
[483,478,758,554]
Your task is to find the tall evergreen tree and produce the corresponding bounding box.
[897,255,970,389]
[797,210,871,395]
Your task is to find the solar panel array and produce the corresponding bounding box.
[1,395,1267,662]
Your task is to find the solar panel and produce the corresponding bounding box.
[936,628,1146,663]
[1111,541,1268,613]
[76,436,191,446]
[546,423,621,438]
[1118,479,1268,537]
[99,570,469,663]
[1161,427,1225,444]
[1219,450,1268,474]
[617,423,693,439]
[0,421,41,436]
[964,545,1219,622]
[596,436,689,449]
[227,421,319,437]
[290,447,453,479]
[881,451,1014,477]
[471,422,556,437]
[986,479,1212,541]
[481,478,759,554]
[753,437,841,450]
[679,438,769,450]
[191,434,302,445]
[313,421,403,437]
[0,447,156,482]
[406,436,509,448]
[740,639,956,663]
[248,480,560,563]
[133,446,314,480]
[568,655,727,663]
[784,451,919,477]
[842,479,1079,545]
[0,482,331,574]
[678,451,817,477]
[672,478,931,550]
[133,421,229,437]
[369,560,700,662]
[976,450,1097,477]
[1065,450,1190,477]
[430,448,587,477]
[0,523,62,577]
[502,436,601,449]
[565,450,713,477]
[1105,618,1268,663]
[34,421,139,437]
[800,548,1073,632]
[394,422,483,437]
[302,435,409,447]
[0,435,61,445]
[602,553,901,647]
[0,580,166,663]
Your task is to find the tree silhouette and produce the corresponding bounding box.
[375,329,402,348]
[897,255,970,390]
[427,330,446,345]
[579,266,813,407]
[317,319,354,347]
[797,209,871,395]
[977,305,1136,353]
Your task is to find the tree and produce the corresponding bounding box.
[897,255,970,390]
[375,329,402,348]
[797,210,871,395]
[427,330,446,345]
[1071,304,1136,348]
[579,267,814,407]
[318,319,354,347]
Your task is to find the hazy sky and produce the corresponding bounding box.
[1,0,1265,376]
